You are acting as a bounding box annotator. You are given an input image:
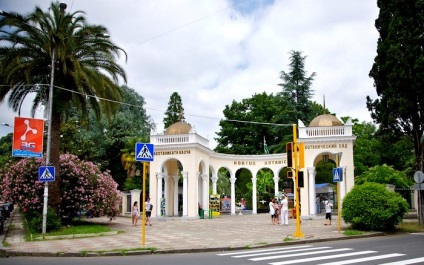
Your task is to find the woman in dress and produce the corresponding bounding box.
[132,201,139,226]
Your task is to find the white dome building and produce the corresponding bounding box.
[123,115,356,219]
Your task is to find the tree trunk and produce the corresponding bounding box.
[48,112,62,215]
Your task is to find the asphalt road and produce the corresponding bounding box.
[1,233,424,265]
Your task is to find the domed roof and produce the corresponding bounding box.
[309,114,343,127]
[164,121,192,135]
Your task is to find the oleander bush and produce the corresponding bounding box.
[342,182,409,231]
[0,154,121,226]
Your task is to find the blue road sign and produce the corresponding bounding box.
[38,166,55,182]
[332,167,343,182]
[135,143,154,162]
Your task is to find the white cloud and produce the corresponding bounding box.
[1,0,380,149]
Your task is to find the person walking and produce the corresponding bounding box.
[269,198,277,225]
[275,198,281,224]
[240,198,246,210]
[316,195,321,214]
[131,201,139,226]
[324,199,333,225]
[145,197,153,226]
[280,195,289,225]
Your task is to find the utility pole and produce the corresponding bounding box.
[292,124,304,238]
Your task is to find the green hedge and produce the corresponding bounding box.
[342,182,409,231]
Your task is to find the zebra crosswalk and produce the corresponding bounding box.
[217,244,424,265]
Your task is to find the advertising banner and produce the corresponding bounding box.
[12,117,44,158]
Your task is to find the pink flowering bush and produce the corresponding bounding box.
[0,158,44,213]
[0,154,121,223]
[91,171,121,218]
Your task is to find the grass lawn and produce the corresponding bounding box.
[27,219,113,240]
[396,220,424,233]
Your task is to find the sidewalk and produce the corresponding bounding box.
[0,211,381,257]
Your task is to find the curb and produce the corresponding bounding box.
[0,232,385,258]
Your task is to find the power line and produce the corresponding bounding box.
[3,83,290,127]
[58,85,291,126]
[126,1,248,49]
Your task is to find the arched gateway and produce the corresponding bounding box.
[147,114,356,218]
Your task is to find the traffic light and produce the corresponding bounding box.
[287,168,293,178]
[297,142,305,169]
[286,142,305,169]
[298,171,304,188]
[287,170,303,187]
[286,142,293,168]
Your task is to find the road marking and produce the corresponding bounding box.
[318,253,405,265]
[216,245,312,256]
[232,246,331,258]
[269,250,377,265]
[250,248,353,261]
[379,257,424,265]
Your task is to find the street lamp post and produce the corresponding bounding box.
[1,123,13,128]
[42,2,67,234]
[41,46,57,234]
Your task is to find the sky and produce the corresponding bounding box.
[0,0,379,149]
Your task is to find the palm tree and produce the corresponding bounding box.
[120,136,149,178]
[0,2,127,213]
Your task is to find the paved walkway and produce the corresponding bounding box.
[0,211,379,257]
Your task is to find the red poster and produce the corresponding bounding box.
[12,117,44,158]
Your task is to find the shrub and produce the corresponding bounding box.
[0,154,121,225]
[342,182,409,231]
[26,207,61,233]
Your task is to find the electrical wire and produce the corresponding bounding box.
[56,84,291,127]
[0,79,293,128]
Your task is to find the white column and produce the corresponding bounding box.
[182,171,188,217]
[121,191,127,216]
[164,175,169,216]
[156,173,163,217]
[252,176,257,214]
[173,175,179,217]
[340,166,347,203]
[202,174,209,210]
[230,172,237,215]
[308,167,316,215]
[211,174,218,195]
[273,174,279,197]
[196,172,201,210]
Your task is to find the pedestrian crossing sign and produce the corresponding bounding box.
[38,166,55,182]
[135,143,154,162]
[332,167,343,182]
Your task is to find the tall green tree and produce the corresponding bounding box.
[341,117,382,177]
[215,92,281,154]
[163,92,185,129]
[367,0,424,170]
[0,133,13,168]
[0,2,127,212]
[278,50,316,123]
[59,85,155,189]
[355,164,412,189]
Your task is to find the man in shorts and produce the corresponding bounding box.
[145,197,153,226]
[324,199,333,225]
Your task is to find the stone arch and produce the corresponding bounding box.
[234,167,253,210]
[157,157,184,217]
[197,159,208,213]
